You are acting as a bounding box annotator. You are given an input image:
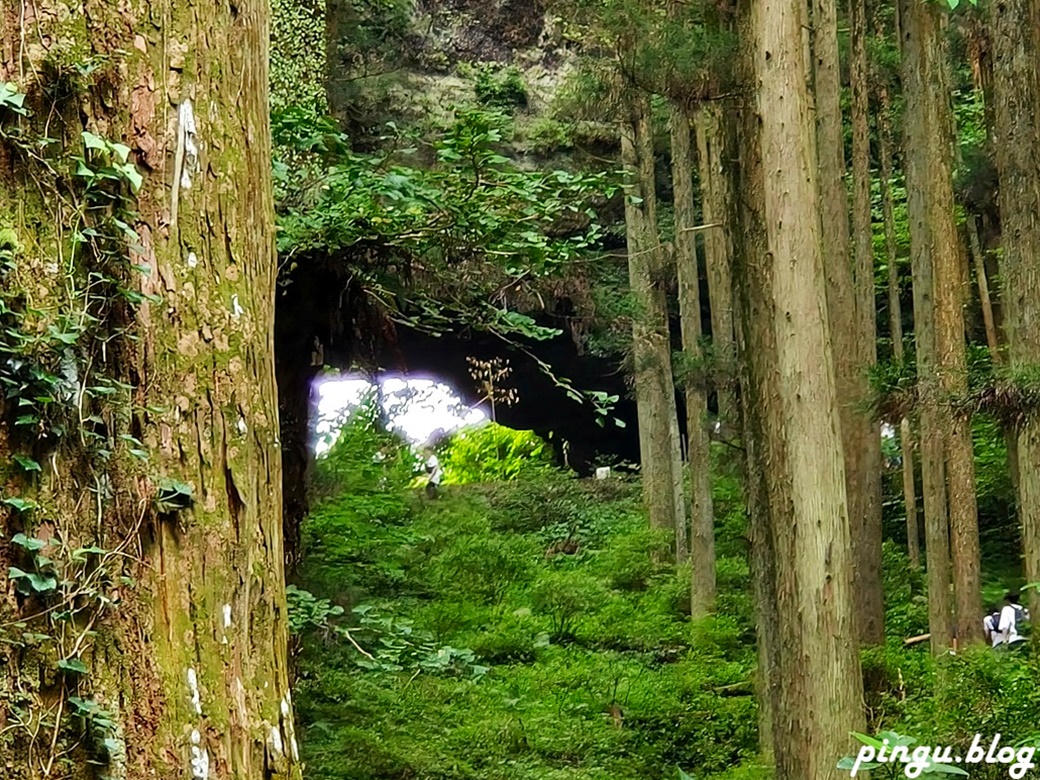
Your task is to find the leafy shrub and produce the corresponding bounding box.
[286,584,344,633]
[529,570,608,641]
[429,533,538,605]
[440,423,557,485]
[882,540,929,640]
[474,65,528,109]
[524,117,574,154]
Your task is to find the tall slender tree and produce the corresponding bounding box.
[988,0,1040,622]
[695,104,737,427]
[737,0,866,773]
[672,102,717,615]
[620,87,687,548]
[812,0,885,646]
[899,0,984,649]
[877,82,921,566]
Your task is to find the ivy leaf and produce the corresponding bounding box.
[13,453,41,472]
[0,82,28,115]
[81,131,107,152]
[11,533,46,551]
[110,142,132,164]
[3,496,37,512]
[156,479,194,512]
[9,567,57,593]
[57,657,89,674]
[120,163,143,192]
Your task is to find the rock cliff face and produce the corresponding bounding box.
[272,0,639,512]
[413,0,553,65]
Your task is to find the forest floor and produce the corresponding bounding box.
[290,430,1040,780]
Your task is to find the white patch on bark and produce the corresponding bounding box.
[237,416,248,435]
[187,251,198,268]
[281,696,290,718]
[186,668,202,715]
[231,294,244,319]
[223,603,232,627]
[270,726,283,756]
[179,99,198,190]
[291,735,300,762]
[189,729,209,780]
[171,98,201,227]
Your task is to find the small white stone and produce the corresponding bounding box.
[187,251,198,268]
[191,729,201,746]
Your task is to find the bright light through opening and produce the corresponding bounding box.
[314,375,488,454]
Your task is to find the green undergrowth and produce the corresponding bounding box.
[292,411,1040,780]
[292,419,761,780]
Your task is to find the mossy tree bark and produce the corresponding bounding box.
[0,1,299,777]
[811,0,885,646]
[671,102,716,616]
[620,91,686,551]
[741,0,866,774]
[988,0,1040,623]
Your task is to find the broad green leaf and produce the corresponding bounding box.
[3,496,36,511]
[920,762,969,777]
[851,732,886,750]
[837,757,883,772]
[11,533,46,551]
[81,131,107,151]
[13,453,41,472]
[58,657,89,674]
[120,163,143,192]
[111,142,132,163]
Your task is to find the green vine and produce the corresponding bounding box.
[0,71,152,774]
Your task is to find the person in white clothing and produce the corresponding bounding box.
[997,591,1028,650]
[423,449,442,499]
[983,605,1003,648]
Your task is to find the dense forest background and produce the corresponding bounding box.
[3,0,1040,778]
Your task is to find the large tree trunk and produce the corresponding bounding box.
[0,2,300,778]
[811,0,884,647]
[730,3,778,757]
[877,83,921,567]
[672,103,716,617]
[988,0,1040,624]
[620,92,686,550]
[695,103,736,427]
[899,0,960,651]
[742,0,866,774]
[919,7,983,647]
